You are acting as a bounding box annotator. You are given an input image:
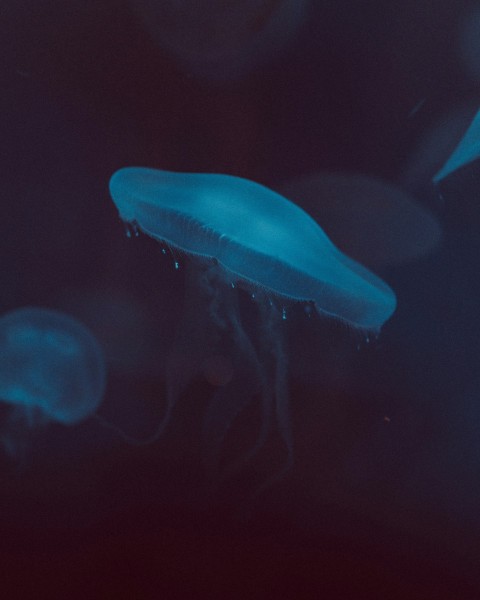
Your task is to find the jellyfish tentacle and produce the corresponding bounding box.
[272,324,294,479]
[94,262,214,445]
[202,375,260,478]
[211,350,273,479]
[92,313,187,446]
[253,299,293,498]
[221,298,273,475]
[202,270,273,480]
[270,301,293,475]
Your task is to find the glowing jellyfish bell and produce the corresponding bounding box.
[109,167,396,485]
[0,307,106,452]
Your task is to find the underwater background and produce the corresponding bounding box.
[1,1,480,597]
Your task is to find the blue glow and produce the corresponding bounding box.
[110,167,396,330]
[433,108,480,183]
[0,307,106,427]
[108,166,397,493]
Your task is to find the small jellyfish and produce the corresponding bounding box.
[279,172,441,268]
[129,0,309,81]
[0,307,106,453]
[109,167,396,490]
[433,108,480,183]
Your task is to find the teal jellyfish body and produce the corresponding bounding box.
[433,108,480,183]
[110,167,395,329]
[0,307,106,428]
[109,167,396,490]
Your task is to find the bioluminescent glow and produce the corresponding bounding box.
[0,307,106,430]
[279,172,441,267]
[110,167,396,329]
[109,166,396,490]
[433,108,480,183]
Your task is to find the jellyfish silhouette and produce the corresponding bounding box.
[129,0,309,81]
[0,307,106,455]
[109,167,396,489]
[279,172,441,268]
[458,4,480,85]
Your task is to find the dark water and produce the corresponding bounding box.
[1,1,480,598]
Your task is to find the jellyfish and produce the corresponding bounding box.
[0,307,106,454]
[109,167,396,488]
[433,108,480,183]
[402,102,478,191]
[128,0,309,81]
[458,3,480,85]
[278,172,441,268]
[56,286,159,376]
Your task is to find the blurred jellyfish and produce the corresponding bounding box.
[0,307,106,455]
[129,0,309,81]
[109,167,396,489]
[433,108,480,183]
[279,172,441,268]
[402,102,478,191]
[458,4,480,85]
[56,287,160,376]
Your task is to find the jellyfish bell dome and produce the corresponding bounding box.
[0,307,106,427]
[129,0,309,82]
[109,167,396,331]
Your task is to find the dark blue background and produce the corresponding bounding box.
[1,1,480,597]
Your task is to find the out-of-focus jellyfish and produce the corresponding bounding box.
[109,167,396,488]
[129,0,309,81]
[401,102,477,191]
[458,4,480,85]
[0,307,106,454]
[433,108,480,183]
[279,172,441,268]
[56,287,160,376]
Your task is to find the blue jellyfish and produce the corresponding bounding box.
[0,307,106,453]
[433,108,480,183]
[109,167,396,488]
